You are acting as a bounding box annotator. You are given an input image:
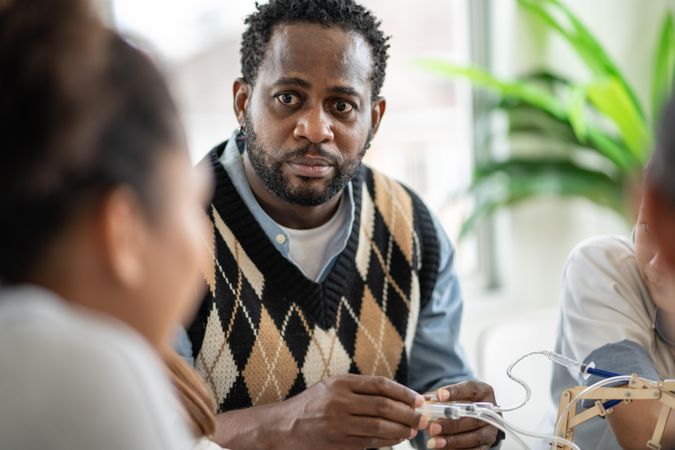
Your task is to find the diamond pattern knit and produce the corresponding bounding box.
[187,143,440,413]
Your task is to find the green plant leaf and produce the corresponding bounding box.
[519,70,573,87]
[414,60,568,119]
[585,128,638,170]
[415,0,654,238]
[416,59,639,170]
[496,72,571,110]
[518,0,645,120]
[502,103,579,144]
[652,11,675,123]
[460,157,626,238]
[567,84,587,142]
[495,95,638,169]
[586,77,650,161]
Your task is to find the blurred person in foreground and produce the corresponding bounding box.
[0,0,218,449]
[551,96,675,449]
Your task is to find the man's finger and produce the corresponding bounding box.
[351,394,427,429]
[427,439,491,450]
[346,415,416,441]
[428,417,485,435]
[426,426,497,449]
[347,374,424,407]
[344,434,407,449]
[436,380,495,403]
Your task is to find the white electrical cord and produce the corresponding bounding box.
[459,409,529,449]
[416,350,628,450]
[552,374,635,441]
[471,406,580,450]
[496,350,542,412]
[417,395,580,449]
[499,350,593,412]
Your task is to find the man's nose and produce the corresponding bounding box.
[293,106,334,144]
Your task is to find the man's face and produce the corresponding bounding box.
[240,23,384,206]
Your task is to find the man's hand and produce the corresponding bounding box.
[278,374,429,450]
[212,374,429,450]
[425,380,498,449]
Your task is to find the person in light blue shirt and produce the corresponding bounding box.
[177,1,500,449]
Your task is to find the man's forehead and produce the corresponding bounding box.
[259,23,373,88]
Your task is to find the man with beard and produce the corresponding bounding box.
[179,1,501,449]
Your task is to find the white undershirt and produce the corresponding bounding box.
[279,195,349,281]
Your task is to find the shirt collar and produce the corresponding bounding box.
[217,131,355,264]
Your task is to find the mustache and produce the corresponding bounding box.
[281,145,340,165]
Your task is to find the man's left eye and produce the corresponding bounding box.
[332,100,354,113]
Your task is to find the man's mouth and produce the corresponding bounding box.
[286,157,334,178]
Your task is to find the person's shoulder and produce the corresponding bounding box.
[67,311,169,391]
[566,235,635,276]
[562,235,649,315]
[0,288,165,388]
[0,287,191,450]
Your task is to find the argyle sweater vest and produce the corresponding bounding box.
[188,142,440,413]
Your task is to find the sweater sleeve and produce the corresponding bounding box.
[407,212,474,394]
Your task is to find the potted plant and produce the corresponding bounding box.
[418,0,674,237]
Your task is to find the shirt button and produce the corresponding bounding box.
[275,234,286,244]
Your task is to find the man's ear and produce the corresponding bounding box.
[233,78,252,127]
[645,183,675,268]
[99,186,148,289]
[370,97,386,137]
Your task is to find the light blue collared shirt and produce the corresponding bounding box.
[177,132,473,393]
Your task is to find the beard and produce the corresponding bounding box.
[243,114,371,206]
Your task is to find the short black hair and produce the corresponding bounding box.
[648,96,675,204]
[240,0,390,99]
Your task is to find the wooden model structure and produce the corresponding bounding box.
[553,374,675,450]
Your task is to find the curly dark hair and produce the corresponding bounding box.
[649,96,675,205]
[241,0,390,100]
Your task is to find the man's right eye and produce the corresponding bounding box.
[276,93,301,106]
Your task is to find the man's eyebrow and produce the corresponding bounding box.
[273,78,363,99]
[273,77,311,88]
[328,86,361,98]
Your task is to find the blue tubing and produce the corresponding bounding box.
[586,367,625,414]
[587,367,623,378]
[602,399,623,410]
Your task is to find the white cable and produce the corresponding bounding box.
[439,403,577,450]
[419,351,645,450]
[473,415,529,449]
[495,350,547,412]
[450,407,529,450]
[473,407,581,450]
[552,375,633,441]
[496,350,598,412]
